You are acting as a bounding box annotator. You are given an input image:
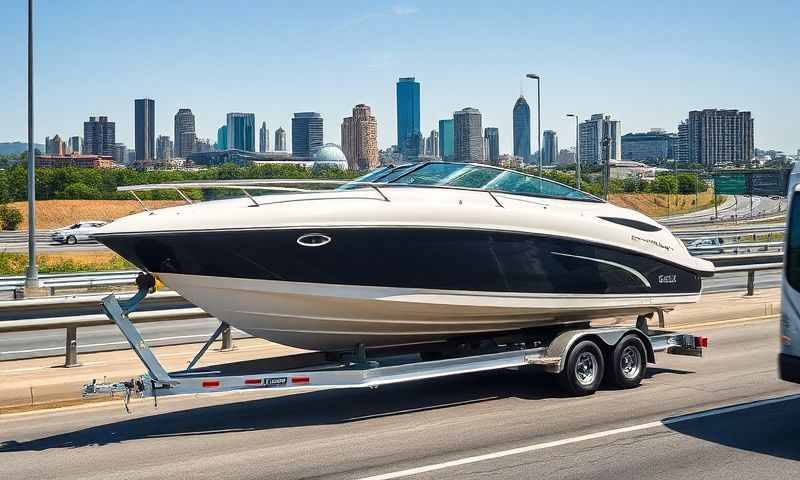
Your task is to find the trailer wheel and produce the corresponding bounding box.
[559,340,604,396]
[606,335,646,389]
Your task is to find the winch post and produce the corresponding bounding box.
[100,273,173,384]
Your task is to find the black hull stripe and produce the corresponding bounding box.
[97,227,702,296]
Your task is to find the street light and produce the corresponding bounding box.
[25,0,39,291]
[566,114,580,189]
[526,74,541,177]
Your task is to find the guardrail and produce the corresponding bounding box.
[0,291,213,367]
[0,270,140,297]
[674,225,785,240]
[714,262,784,296]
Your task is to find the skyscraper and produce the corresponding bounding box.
[513,96,531,162]
[341,104,378,170]
[275,127,287,151]
[45,135,65,155]
[678,109,754,167]
[259,121,269,152]
[426,129,440,157]
[111,143,127,164]
[68,136,81,154]
[292,112,323,159]
[438,119,454,161]
[217,125,228,150]
[579,113,621,164]
[621,129,677,163]
[83,116,115,156]
[156,135,173,161]
[226,113,256,152]
[134,98,155,164]
[453,108,484,163]
[174,108,195,158]
[181,131,197,156]
[483,127,499,164]
[542,130,558,165]
[396,77,420,158]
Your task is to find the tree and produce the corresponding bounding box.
[64,182,102,199]
[651,174,677,194]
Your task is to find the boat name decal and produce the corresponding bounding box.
[631,235,674,252]
[658,274,677,284]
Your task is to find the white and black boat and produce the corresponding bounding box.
[93,162,714,352]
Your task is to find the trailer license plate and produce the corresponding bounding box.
[265,377,288,387]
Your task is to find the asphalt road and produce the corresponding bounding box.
[0,271,782,361]
[660,195,785,226]
[1,318,798,479]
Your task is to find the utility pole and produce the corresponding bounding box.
[25,0,39,292]
[602,136,610,200]
[567,114,580,189]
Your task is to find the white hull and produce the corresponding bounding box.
[159,272,700,351]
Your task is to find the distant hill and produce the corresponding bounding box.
[0,142,44,155]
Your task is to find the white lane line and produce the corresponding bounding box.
[0,334,212,355]
[357,394,800,480]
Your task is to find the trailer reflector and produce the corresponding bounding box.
[202,380,220,388]
[244,379,261,385]
[695,337,709,348]
[291,376,310,385]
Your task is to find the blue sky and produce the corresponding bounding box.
[1,0,797,154]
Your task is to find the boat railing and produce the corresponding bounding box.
[118,177,598,211]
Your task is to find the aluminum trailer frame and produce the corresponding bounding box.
[82,275,707,411]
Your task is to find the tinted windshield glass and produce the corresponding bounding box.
[378,163,598,202]
[391,163,465,185]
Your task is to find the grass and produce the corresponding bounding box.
[0,251,133,275]
[609,191,722,218]
[8,200,183,230]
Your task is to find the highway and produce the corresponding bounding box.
[0,270,783,361]
[660,195,785,226]
[0,318,798,479]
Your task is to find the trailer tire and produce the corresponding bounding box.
[559,340,604,396]
[606,335,647,389]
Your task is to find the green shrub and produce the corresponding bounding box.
[0,204,23,230]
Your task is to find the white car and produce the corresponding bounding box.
[51,220,108,245]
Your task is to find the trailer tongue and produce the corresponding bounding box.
[83,274,708,412]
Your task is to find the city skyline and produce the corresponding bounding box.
[2,1,796,155]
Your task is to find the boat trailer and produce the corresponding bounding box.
[83,273,708,412]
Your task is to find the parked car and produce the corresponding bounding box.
[687,237,724,255]
[51,220,108,245]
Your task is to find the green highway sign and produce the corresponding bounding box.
[714,174,748,195]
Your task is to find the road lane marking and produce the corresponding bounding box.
[0,334,213,356]
[357,393,800,480]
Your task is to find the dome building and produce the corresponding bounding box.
[312,143,349,170]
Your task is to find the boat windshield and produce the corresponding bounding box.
[378,162,600,202]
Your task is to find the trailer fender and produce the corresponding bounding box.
[542,328,655,374]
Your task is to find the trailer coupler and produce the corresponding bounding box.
[82,272,176,412]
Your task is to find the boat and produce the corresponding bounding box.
[92,161,715,352]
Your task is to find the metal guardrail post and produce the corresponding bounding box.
[220,323,233,351]
[65,326,80,367]
[746,271,755,296]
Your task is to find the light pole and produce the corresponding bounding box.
[526,74,541,177]
[25,0,39,291]
[566,114,580,189]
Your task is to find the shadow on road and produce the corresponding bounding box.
[0,369,593,452]
[664,395,800,461]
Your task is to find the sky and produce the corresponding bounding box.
[1,0,798,155]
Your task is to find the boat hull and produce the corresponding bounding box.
[156,272,700,351]
[96,226,706,351]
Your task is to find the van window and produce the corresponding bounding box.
[786,192,800,290]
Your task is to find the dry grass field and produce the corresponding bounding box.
[609,191,719,218]
[8,200,183,230]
